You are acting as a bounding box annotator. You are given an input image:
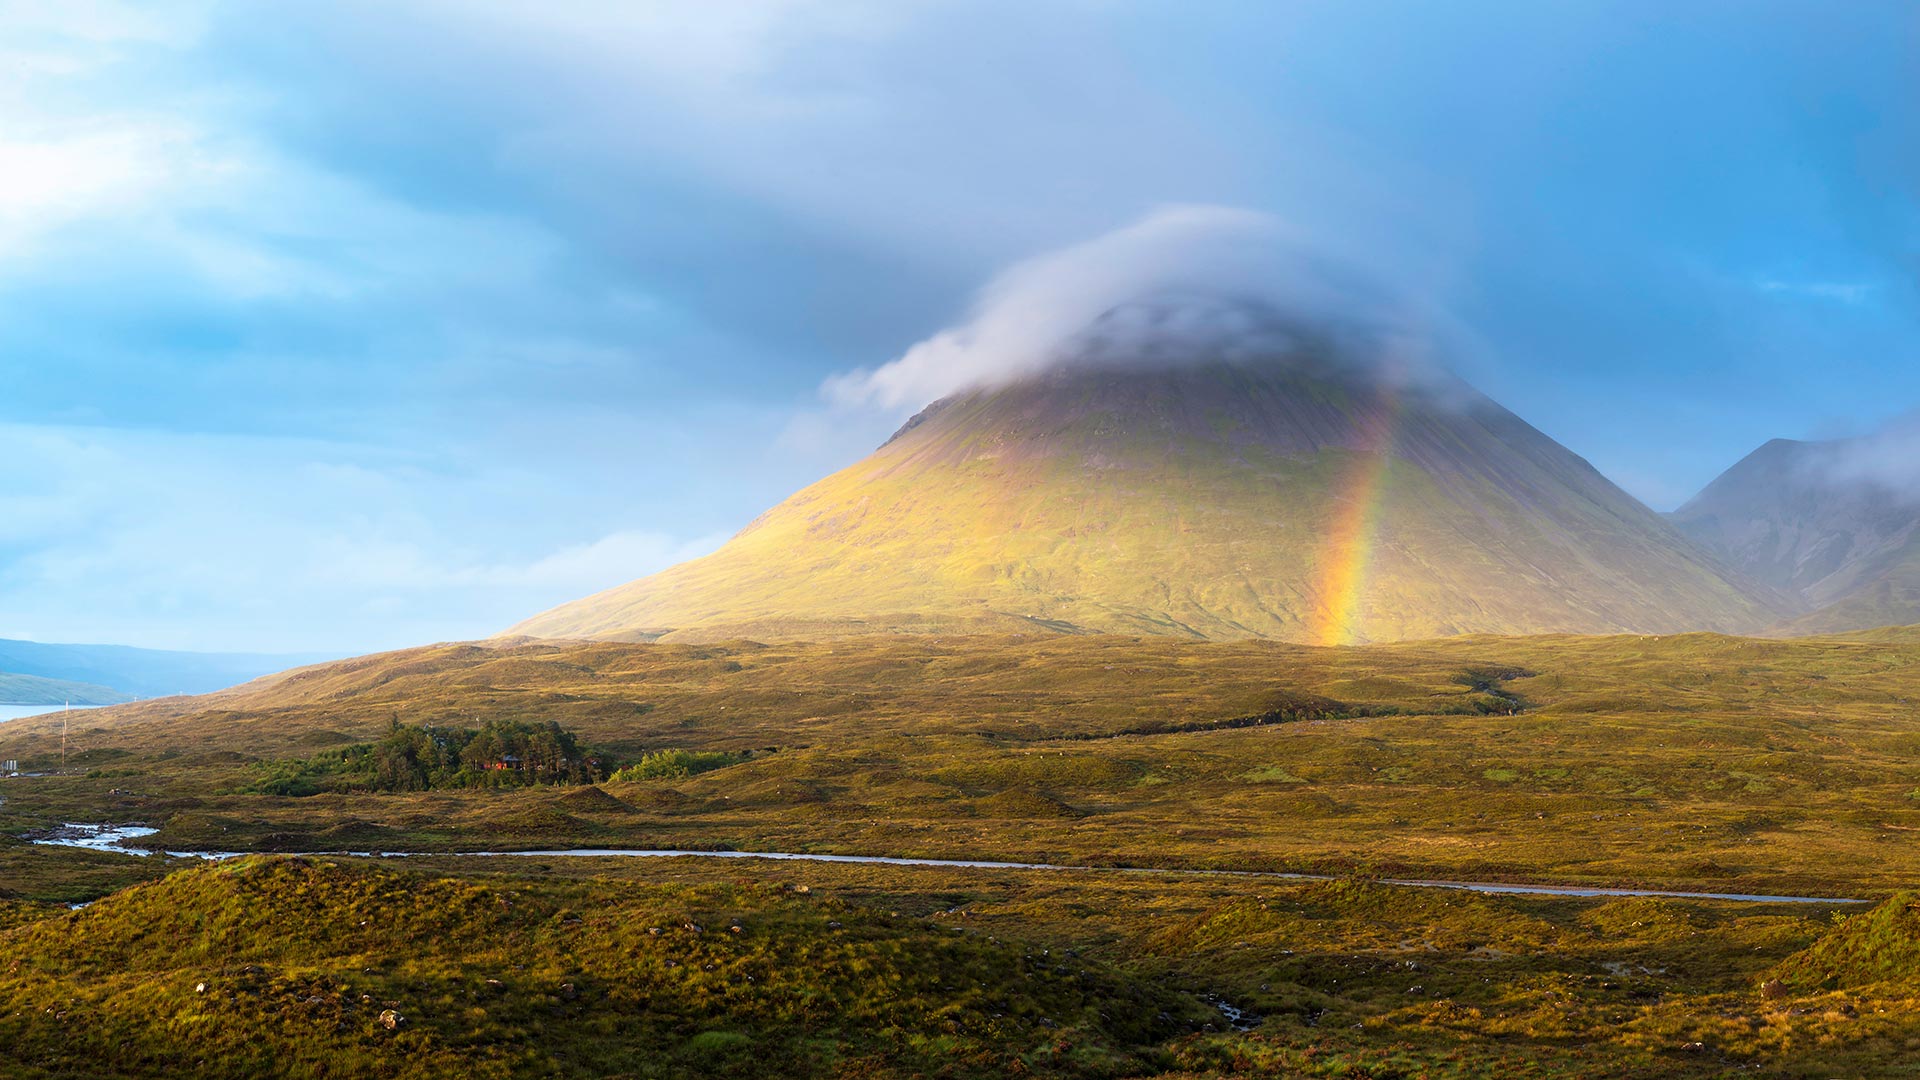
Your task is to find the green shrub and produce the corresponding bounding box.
[610,749,746,782]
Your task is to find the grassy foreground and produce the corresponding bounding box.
[5,629,1920,1075]
[3,851,1919,1078]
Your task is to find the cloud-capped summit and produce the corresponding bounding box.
[824,206,1447,412]
[512,325,1775,645]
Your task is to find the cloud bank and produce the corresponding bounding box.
[0,421,733,651]
[3,2,1918,645]
[823,206,1447,411]
[1813,411,1920,500]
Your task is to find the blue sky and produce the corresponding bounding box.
[1,1,1916,653]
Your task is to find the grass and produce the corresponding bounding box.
[0,856,1203,1079]
[6,630,1920,894]
[4,851,1919,1077]
[7,628,1920,1073]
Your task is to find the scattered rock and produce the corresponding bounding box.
[379,1010,405,1031]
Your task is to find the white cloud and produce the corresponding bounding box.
[1814,410,1920,497]
[0,1,210,46]
[428,0,898,88]
[821,205,1441,411]
[0,423,727,651]
[228,0,1252,284]
[0,2,222,257]
[1755,278,1881,305]
[0,125,201,255]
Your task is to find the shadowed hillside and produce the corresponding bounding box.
[1674,437,1920,634]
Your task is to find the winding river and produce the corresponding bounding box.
[31,824,1865,905]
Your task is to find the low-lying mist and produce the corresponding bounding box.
[1803,411,1920,503]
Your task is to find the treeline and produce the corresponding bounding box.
[248,719,610,796]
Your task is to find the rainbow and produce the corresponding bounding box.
[1311,388,1402,647]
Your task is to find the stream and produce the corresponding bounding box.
[29,824,1866,905]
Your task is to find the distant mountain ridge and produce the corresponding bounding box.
[0,671,133,707]
[511,348,1776,644]
[1672,436,1920,633]
[0,638,333,703]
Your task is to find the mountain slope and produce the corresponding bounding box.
[512,353,1771,645]
[1672,437,1920,633]
[0,638,333,700]
[0,671,133,707]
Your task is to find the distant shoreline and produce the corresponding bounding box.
[0,702,106,721]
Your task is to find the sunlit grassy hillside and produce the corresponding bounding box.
[512,360,1772,644]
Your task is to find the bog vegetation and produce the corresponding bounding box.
[9,630,1920,894]
[4,852,1920,1078]
[7,629,1920,1074]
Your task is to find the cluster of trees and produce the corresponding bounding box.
[246,722,764,797]
[249,719,608,795]
[359,718,607,791]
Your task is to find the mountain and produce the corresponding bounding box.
[0,671,133,707]
[511,347,1773,645]
[0,638,334,702]
[1672,437,1920,633]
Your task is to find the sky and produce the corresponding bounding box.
[1,0,1916,654]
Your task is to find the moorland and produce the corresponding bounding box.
[5,628,1920,1077]
[6,630,1920,893]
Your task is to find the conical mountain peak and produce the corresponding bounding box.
[512,355,1774,645]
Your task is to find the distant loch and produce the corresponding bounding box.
[0,703,102,724]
